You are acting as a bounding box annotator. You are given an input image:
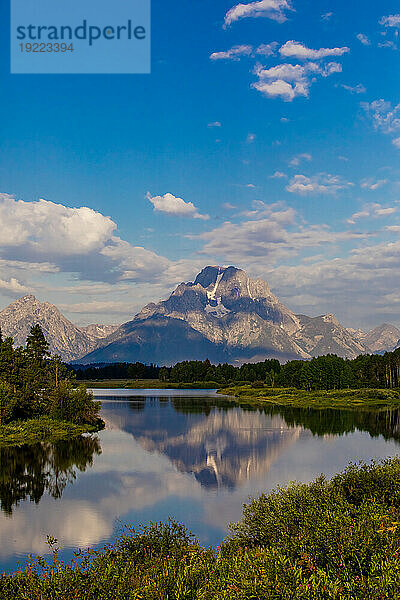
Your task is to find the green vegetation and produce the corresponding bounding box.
[131,351,400,391]
[1,459,400,598]
[84,378,219,389]
[0,325,102,445]
[219,385,400,410]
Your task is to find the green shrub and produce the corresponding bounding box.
[1,459,400,599]
[49,384,101,425]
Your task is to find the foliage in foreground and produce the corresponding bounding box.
[0,325,101,432]
[1,459,400,599]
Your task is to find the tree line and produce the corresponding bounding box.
[160,350,400,390]
[72,362,159,381]
[56,346,400,391]
[0,325,100,425]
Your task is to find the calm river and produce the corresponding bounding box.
[0,389,399,573]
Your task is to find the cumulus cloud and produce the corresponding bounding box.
[224,0,293,27]
[252,61,342,101]
[0,194,172,285]
[286,173,353,195]
[321,12,333,21]
[379,15,400,28]
[210,45,253,61]
[0,277,30,297]
[208,121,221,128]
[279,40,350,60]
[0,194,115,256]
[393,137,400,148]
[357,33,371,46]
[146,192,209,220]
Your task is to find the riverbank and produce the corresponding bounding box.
[82,378,220,389]
[0,416,104,447]
[1,458,399,599]
[218,385,400,410]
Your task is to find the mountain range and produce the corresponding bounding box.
[0,295,118,362]
[1,266,399,364]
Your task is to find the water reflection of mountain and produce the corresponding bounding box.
[0,436,102,515]
[102,399,301,489]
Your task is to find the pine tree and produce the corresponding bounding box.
[26,324,50,362]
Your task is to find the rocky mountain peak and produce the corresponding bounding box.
[0,296,120,362]
[16,294,37,304]
[322,314,340,326]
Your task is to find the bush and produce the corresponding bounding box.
[1,460,400,598]
[49,383,100,425]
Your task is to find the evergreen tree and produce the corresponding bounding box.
[26,324,50,361]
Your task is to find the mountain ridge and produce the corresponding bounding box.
[77,265,395,365]
[1,266,398,365]
[0,295,118,362]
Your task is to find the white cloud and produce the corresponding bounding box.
[208,121,221,128]
[279,40,350,60]
[146,192,210,220]
[378,40,398,50]
[270,171,287,178]
[0,194,114,255]
[0,277,30,297]
[196,203,368,266]
[0,194,172,285]
[252,61,342,101]
[290,153,312,166]
[255,42,278,56]
[347,202,396,223]
[321,12,333,21]
[286,173,353,195]
[247,132,256,143]
[379,15,400,28]
[224,0,293,27]
[362,100,400,146]
[340,83,366,94]
[210,45,253,61]
[360,178,388,190]
[357,33,371,46]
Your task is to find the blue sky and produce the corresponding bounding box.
[0,0,400,329]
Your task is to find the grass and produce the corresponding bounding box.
[1,458,400,598]
[0,416,103,448]
[218,385,400,411]
[81,379,220,389]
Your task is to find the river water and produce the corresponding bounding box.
[0,388,399,573]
